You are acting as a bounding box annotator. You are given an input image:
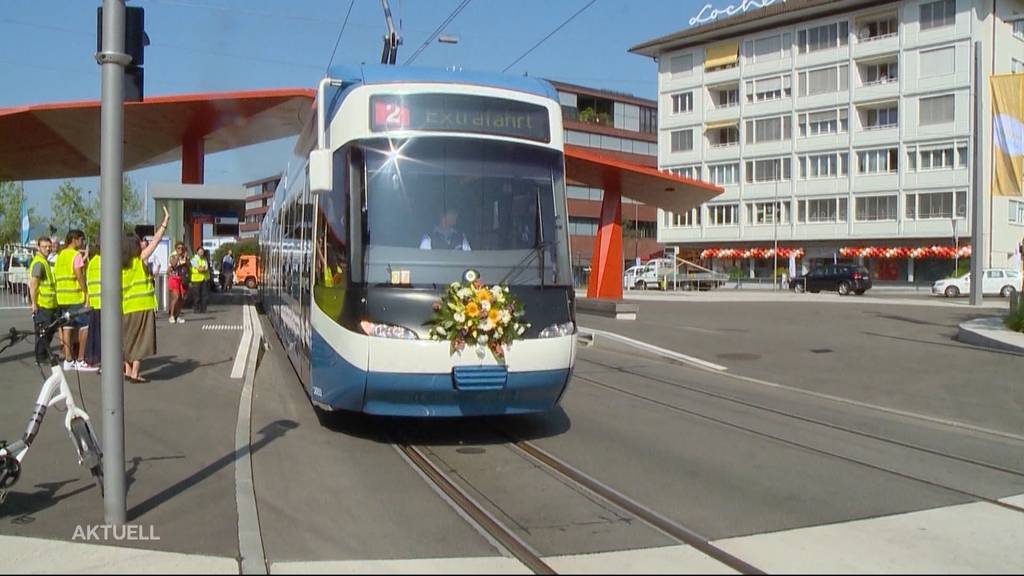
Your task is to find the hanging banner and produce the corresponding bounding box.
[991,74,1024,197]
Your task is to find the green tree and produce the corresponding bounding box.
[49,177,144,242]
[0,181,37,246]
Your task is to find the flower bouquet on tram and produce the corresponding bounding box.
[426,271,529,362]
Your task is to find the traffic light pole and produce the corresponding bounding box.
[96,0,129,525]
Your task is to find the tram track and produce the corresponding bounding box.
[571,368,1024,516]
[581,355,1024,479]
[393,423,766,575]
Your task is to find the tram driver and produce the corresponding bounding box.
[419,207,471,251]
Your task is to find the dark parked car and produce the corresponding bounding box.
[790,264,871,296]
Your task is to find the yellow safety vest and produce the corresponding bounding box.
[55,247,85,306]
[31,254,58,310]
[122,257,157,314]
[190,256,209,283]
[87,255,102,310]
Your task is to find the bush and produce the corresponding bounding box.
[1006,296,1024,333]
[213,239,259,266]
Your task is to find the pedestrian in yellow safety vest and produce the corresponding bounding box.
[121,206,169,383]
[84,236,102,368]
[27,236,58,364]
[189,248,210,314]
[54,229,96,371]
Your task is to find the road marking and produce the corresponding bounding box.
[715,495,1024,573]
[579,327,728,372]
[203,324,245,331]
[0,534,237,573]
[271,557,531,574]
[230,307,253,379]
[237,304,267,575]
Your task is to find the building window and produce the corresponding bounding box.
[862,104,899,130]
[745,115,792,144]
[707,125,740,148]
[708,163,740,185]
[707,203,739,226]
[920,0,956,31]
[920,46,955,78]
[798,197,848,223]
[710,85,740,109]
[745,74,792,103]
[798,21,849,54]
[920,94,955,125]
[1014,20,1024,41]
[614,102,641,132]
[857,148,899,174]
[671,92,693,115]
[857,13,899,42]
[567,186,603,201]
[745,158,792,183]
[670,53,694,77]
[1010,199,1024,224]
[670,130,694,152]
[800,152,849,179]
[668,165,701,180]
[799,108,848,136]
[906,191,958,219]
[862,60,898,85]
[669,208,702,227]
[799,65,848,97]
[745,32,792,63]
[746,201,790,225]
[640,107,658,134]
[855,195,898,221]
[568,217,599,236]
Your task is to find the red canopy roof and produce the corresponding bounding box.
[564,145,722,214]
[0,89,314,181]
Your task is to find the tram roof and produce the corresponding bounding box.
[327,65,559,101]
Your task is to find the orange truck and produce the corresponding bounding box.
[234,255,260,289]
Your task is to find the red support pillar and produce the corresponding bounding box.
[181,134,204,185]
[182,134,204,249]
[586,175,623,300]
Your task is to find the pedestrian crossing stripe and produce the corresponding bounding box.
[201,324,244,331]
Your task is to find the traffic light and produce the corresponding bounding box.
[97,6,148,102]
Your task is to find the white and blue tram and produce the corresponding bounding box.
[259,66,577,417]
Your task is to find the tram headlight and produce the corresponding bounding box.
[359,320,420,340]
[538,322,575,339]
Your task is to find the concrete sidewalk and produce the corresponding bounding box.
[0,294,254,571]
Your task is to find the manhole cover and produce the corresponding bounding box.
[715,353,761,361]
[810,348,834,354]
[455,447,486,455]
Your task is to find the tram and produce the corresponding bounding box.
[259,65,576,417]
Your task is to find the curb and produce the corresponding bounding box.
[957,317,1024,354]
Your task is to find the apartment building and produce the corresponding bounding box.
[240,174,281,239]
[631,0,1024,283]
[547,80,664,285]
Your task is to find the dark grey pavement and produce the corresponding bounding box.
[0,299,246,558]
[579,300,1024,435]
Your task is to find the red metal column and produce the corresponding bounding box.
[586,175,623,300]
[181,134,204,184]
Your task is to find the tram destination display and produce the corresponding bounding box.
[370,93,550,142]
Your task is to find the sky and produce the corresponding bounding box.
[1,0,715,221]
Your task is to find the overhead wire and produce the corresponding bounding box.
[403,0,472,66]
[501,0,598,74]
[325,0,358,76]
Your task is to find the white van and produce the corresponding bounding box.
[626,258,674,290]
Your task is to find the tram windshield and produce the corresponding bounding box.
[359,137,571,287]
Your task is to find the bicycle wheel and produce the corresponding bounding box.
[69,418,104,496]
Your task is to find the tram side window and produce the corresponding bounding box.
[313,148,351,320]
